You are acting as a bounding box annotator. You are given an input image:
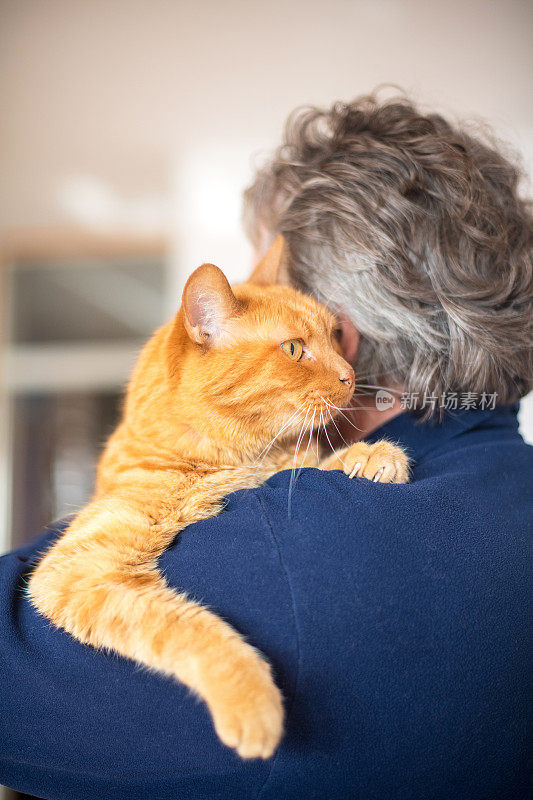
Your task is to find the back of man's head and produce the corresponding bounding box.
[244,92,533,411]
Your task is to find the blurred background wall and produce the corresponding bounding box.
[1,0,532,581]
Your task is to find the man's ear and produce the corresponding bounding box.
[249,234,289,286]
[336,313,360,363]
[182,263,242,345]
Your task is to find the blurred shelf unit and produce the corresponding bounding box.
[0,227,169,553]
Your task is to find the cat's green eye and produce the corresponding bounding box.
[280,339,304,362]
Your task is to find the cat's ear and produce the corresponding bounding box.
[182,263,242,346]
[249,235,288,286]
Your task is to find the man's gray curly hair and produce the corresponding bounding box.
[243,93,533,412]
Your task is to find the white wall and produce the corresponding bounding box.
[1,0,532,236]
[1,0,532,436]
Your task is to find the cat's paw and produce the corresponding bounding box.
[205,649,284,759]
[342,440,409,483]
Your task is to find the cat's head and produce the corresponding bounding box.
[167,262,355,456]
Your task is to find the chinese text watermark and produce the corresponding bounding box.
[375,390,498,412]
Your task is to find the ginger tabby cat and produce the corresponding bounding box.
[28,240,409,760]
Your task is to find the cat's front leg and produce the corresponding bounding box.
[320,440,409,483]
[28,493,283,760]
[195,634,283,759]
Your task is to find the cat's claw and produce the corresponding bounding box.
[205,651,284,759]
[343,440,409,483]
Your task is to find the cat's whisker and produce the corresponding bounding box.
[318,407,325,459]
[320,396,355,442]
[294,406,311,462]
[330,401,372,409]
[288,407,311,483]
[322,396,364,435]
[287,406,312,517]
[312,412,320,467]
[335,409,364,434]
[317,409,323,461]
[353,372,406,385]
[295,407,316,481]
[339,407,386,411]
[355,384,404,394]
[254,400,308,464]
[354,357,412,383]
[320,411,345,467]
[322,399,351,449]
[321,407,346,468]
[329,403,389,410]
[307,407,317,462]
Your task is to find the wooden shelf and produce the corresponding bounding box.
[0,226,168,266]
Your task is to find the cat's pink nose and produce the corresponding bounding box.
[339,367,355,389]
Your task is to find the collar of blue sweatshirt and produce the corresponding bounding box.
[0,403,530,800]
[366,402,517,461]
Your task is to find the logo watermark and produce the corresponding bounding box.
[375,390,498,412]
[375,389,395,411]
